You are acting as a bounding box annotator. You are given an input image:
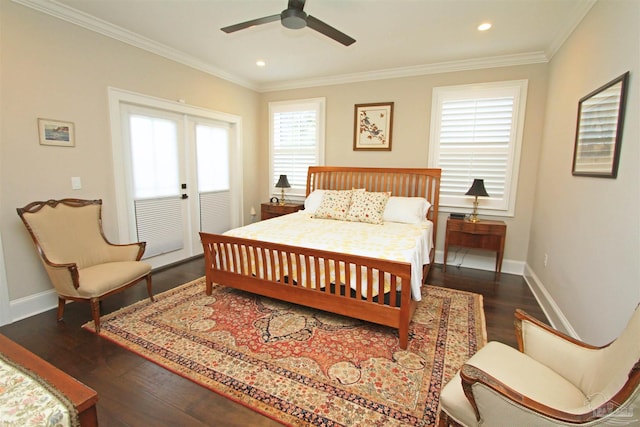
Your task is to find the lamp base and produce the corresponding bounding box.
[468,214,480,223]
[278,189,285,205]
[468,197,480,223]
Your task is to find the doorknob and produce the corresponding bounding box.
[181,194,189,199]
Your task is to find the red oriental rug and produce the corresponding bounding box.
[83,277,485,426]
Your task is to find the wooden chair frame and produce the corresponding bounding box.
[17,198,154,332]
[438,309,640,426]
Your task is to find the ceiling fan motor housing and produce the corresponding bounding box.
[281,8,307,29]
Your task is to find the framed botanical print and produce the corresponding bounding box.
[353,102,393,151]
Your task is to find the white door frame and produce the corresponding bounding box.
[0,233,11,326]
[107,87,243,265]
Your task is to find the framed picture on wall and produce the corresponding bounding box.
[572,72,629,178]
[353,102,393,151]
[38,118,75,147]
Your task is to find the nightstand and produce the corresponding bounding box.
[443,217,507,277]
[261,202,304,220]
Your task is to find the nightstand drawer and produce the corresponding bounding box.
[446,219,505,235]
[261,203,304,220]
[446,232,503,249]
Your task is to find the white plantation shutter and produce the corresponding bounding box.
[429,81,528,215]
[269,99,325,199]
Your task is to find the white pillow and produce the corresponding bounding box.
[383,197,431,224]
[303,190,325,213]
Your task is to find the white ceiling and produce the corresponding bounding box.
[19,0,595,92]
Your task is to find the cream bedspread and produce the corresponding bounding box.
[223,211,433,301]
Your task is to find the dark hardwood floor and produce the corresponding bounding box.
[0,258,547,426]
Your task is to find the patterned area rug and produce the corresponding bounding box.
[83,277,486,426]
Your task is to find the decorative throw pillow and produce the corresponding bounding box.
[345,191,390,224]
[313,190,353,220]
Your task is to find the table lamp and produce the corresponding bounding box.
[465,179,489,223]
[275,174,291,206]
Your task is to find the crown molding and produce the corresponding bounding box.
[545,0,597,60]
[257,52,549,92]
[13,0,259,91]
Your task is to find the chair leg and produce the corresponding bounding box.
[437,410,448,427]
[437,410,463,427]
[437,409,451,427]
[90,298,101,333]
[57,297,66,321]
[146,274,155,302]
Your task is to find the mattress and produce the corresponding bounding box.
[223,211,433,300]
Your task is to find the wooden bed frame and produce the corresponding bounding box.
[200,167,441,349]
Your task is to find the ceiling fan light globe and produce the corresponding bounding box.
[281,8,307,29]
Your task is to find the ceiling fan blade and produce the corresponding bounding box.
[306,15,355,46]
[221,14,280,33]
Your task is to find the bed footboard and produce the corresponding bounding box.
[200,232,417,349]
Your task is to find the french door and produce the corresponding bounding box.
[119,103,236,268]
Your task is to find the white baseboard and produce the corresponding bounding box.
[0,233,11,326]
[9,289,59,323]
[523,264,580,339]
[435,250,579,339]
[435,249,525,276]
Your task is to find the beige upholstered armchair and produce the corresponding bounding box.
[438,306,640,426]
[17,199,153,332]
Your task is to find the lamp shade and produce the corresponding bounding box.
[275,174,291,189]
[465,179,489,197]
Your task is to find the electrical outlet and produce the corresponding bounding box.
[543,253,548,267]
[71,176,82,190]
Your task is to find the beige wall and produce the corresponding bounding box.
[260,65,549,265]
[0,1,260,301]
[527,0,640,345]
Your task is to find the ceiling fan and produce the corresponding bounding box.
[221,0,356,46]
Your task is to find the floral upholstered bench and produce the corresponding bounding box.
[0,334,98,426]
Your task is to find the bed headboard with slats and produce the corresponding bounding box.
[306,166,442,242]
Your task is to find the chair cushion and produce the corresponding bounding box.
[75,261,151,298]
[439,341,588,426]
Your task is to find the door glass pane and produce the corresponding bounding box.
[196,123,231,233]
[130,115,180,199]
[196,124,229,192]
[128,113,183,257]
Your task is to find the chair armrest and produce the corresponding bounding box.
[460,364,600,424]
[105,241,146,262]
[33,249,81,291]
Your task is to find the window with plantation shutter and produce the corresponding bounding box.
[429,80,528,216]
[269,98,325,200]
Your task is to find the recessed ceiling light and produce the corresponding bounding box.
[478,22,492,31]
[256,60,266,67]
